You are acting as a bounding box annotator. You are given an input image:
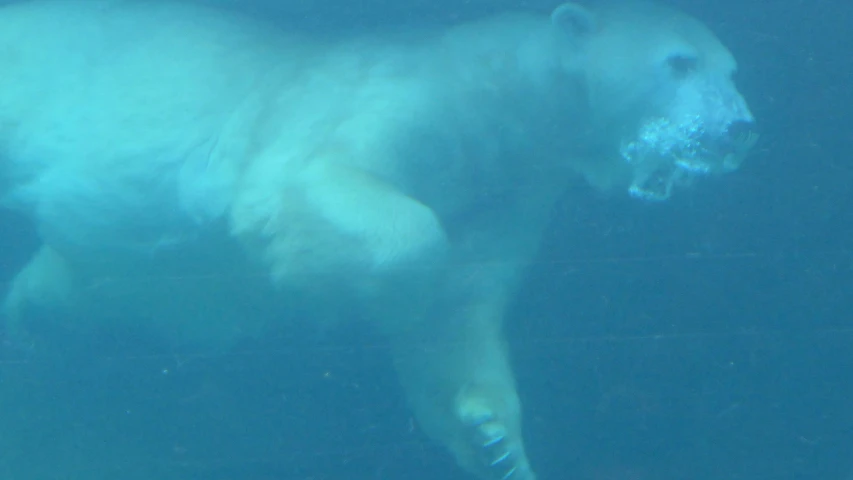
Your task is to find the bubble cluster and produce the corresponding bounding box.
[619,115,713,201]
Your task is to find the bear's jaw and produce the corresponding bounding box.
[618,115,758,201]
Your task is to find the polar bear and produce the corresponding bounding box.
[0,0,756,479]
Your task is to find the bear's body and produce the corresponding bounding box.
[0,1,755,479]
[2,1,574,335]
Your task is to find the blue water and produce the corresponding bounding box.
[1,0,852,479]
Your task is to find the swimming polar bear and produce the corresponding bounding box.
[0,0,756,479]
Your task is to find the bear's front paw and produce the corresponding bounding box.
[457,396,536,480]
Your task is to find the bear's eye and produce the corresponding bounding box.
[666,54,698,77]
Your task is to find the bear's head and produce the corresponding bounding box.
[552,1,757,200]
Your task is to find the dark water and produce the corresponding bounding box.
[1,0,851,479]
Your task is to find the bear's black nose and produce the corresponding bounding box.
[721,119,757,151]
[727,119,755,139]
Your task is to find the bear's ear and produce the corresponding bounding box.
[551,3,597,42]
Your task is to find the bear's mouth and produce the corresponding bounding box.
[619,116,758,201]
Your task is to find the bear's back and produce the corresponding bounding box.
[0,1,293,254]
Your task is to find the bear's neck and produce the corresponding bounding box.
[425,15,586,164]
[437,14,565,91]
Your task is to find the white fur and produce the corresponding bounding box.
[0,1,749,479]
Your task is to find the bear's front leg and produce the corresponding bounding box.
[383,197,558,480]
[231,156,449,302]
[232,154,542,479]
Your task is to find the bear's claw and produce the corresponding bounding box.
[491,451,511,466]
[460,408,535,480]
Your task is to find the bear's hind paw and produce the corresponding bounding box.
[2,292,38,352]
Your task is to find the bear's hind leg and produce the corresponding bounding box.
[2,245,75,345]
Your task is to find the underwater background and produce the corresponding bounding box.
[0,0,851,479]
